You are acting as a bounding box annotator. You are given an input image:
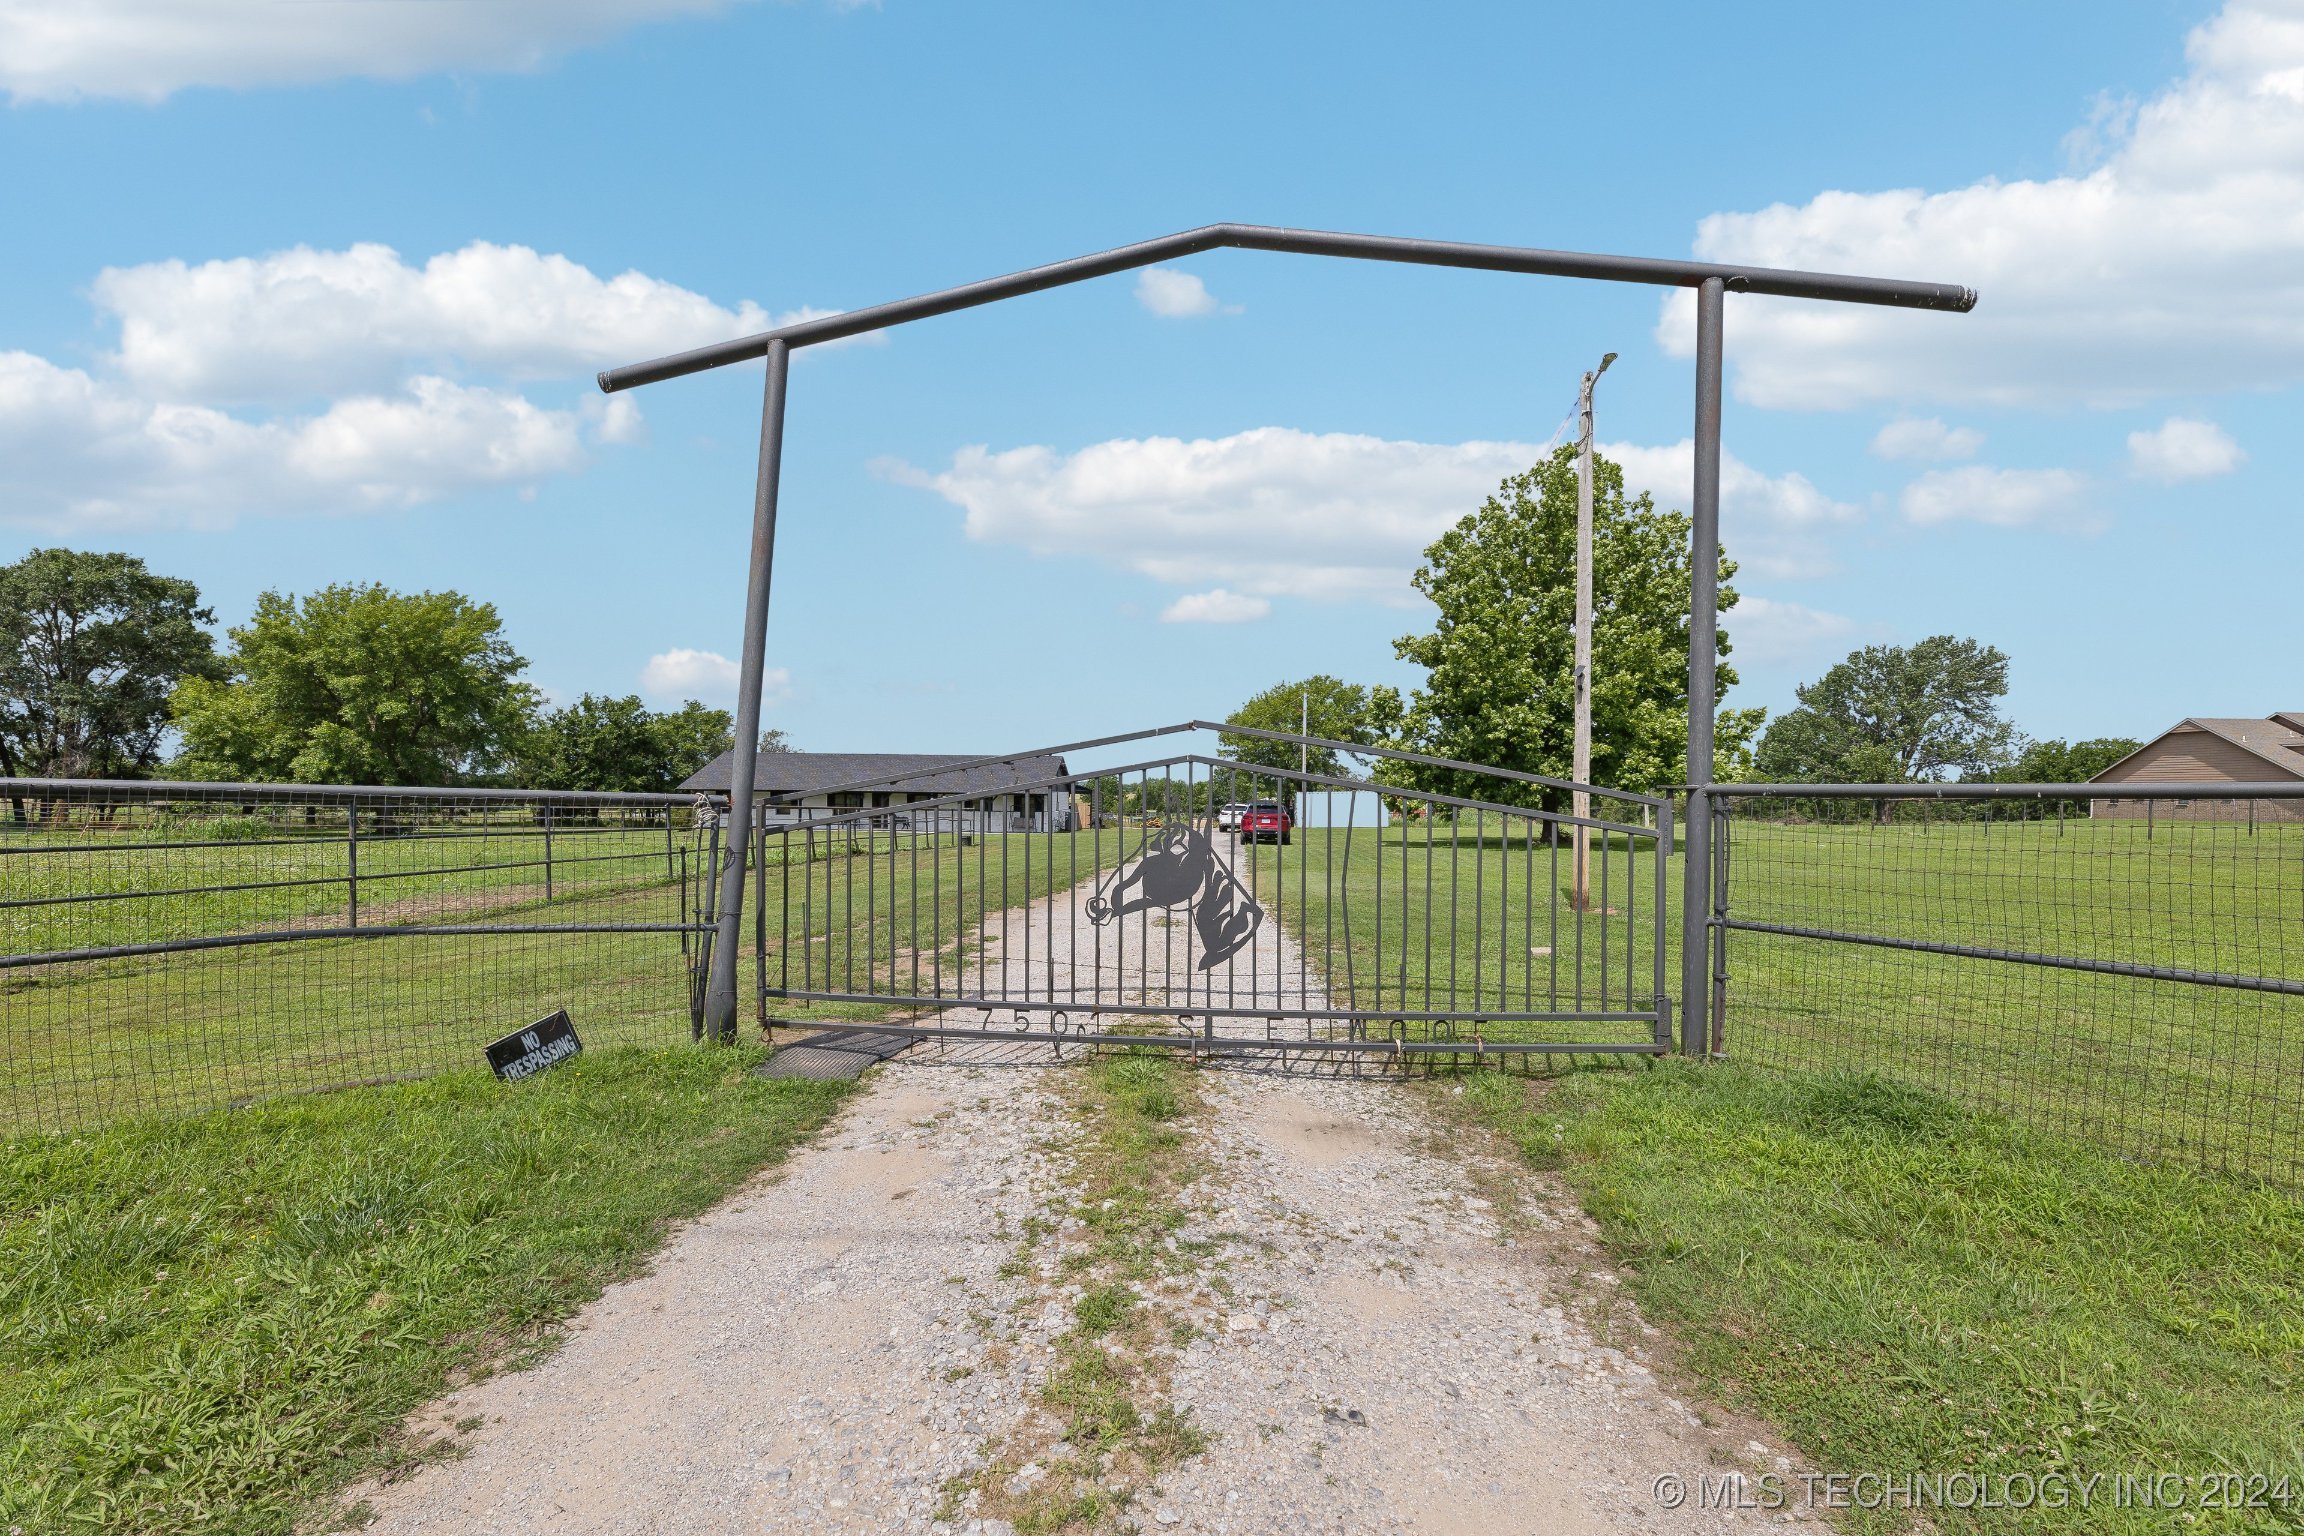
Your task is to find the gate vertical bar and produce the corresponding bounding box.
[345,804,359,930]
[704,336,791,1044]
[1679,275,1724,1057]
[1654,798,1673,1051]
[1709,799,1731,1054]
[755,819,769,1028]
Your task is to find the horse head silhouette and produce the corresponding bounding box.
[1085,819,1263,970]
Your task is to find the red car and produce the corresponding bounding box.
[1236,801,1292,845]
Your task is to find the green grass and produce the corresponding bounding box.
[963,1049,1207,1533]
[1459,1060,2304,1534]
[758,829,1129,1024]
[3,829,1121,1132]
[1718,817,2304,1183]
[1240,822,1670,1048]
[2,885,696,1131]
[1246,816,2304,1184]
[0,1042,852,1535]
[0,817,685,956]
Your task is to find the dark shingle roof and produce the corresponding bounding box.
[2181,718,2304,778]
[678,749,1072,799]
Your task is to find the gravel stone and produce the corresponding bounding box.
[344,1056,1070,1534]
[345,843,1822,1534]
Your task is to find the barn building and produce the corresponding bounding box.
[2087,714,2304,820]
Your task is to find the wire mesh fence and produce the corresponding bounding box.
[0,778,716,1134]
[1711,783,2304,1184]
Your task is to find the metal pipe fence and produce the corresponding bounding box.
[0,778,717,1134]
[1707,781,2304,1184]
[750,750,1672,1062]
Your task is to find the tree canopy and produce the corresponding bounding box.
[1386,445,1760,805]
[0,548,220,779]
[171,584,538,786]
[514,695,734,793]
[1754,635,2015,784]
[1993,736,2142,785]
[1219,675,1398,785]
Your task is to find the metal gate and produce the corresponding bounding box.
[732,726,1670,1063]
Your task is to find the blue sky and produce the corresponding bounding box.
[3,0,2297,763]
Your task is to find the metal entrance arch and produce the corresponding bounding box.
[730,723,1671,1062]
[598,223,1976,1046]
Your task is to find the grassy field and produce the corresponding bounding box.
[0,815,687,957]
[0,1043,853,1535]
[1238,822,1669,1048]
[1716,815,2304,1184]
[1459,1060,2304,1535]
[2,826,1120,1132]
[1243,815,2304,1184]
[756,826,1130,1023]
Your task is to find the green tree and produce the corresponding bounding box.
[1754,635,2016,786]
[1219,675,1399,784]
[515,695,735,792]
[1387,445,1761,805]
[172,584,538,786]
[1995,736,2141,785]
[0,548,221,778]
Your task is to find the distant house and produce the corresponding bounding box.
[2087,714,2304,820]
[679,749,1078,832]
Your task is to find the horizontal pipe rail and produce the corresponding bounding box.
[764,989,1661,1025]
[0,822,679,858]
[1708,781,2304,800]
[768,752,1666,837]
[1195,720,1667,808]
[1721,917,2304,998]
[771,1018,1665,1056]
[0,846,671,911]
[754,721,1665,812]
[600,222,1976,391]
[0,777,699,807]
[3,921,711,971]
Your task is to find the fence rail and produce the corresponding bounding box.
[752,749,1671,1060]
[0,778,717,1134]
[1707,780,2304,1184]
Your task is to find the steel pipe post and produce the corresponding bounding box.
[704,338,791,1043]
[1680,277,1724,1056]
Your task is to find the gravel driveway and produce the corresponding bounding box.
[342,840,1812,1535]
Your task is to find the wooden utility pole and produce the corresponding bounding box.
[1573,352,1615,911]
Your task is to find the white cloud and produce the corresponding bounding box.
[0,352,587,528]
[1870,416,1983,461]
[0,0,741,103]
[640,648,790,705]
[1900,465,2090,528]
[0,240,844,527]
[1160,588,1270,624]
[885,428,1517,604]
[92,241,787,404]
[1656,0,2304,408]
[1728,596,1858,665]
[582,393,648,447]
[2127,415,2245,480]
[1134,268,1231,319]
[885,427,1859,602]
[1603,438,1858,579]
